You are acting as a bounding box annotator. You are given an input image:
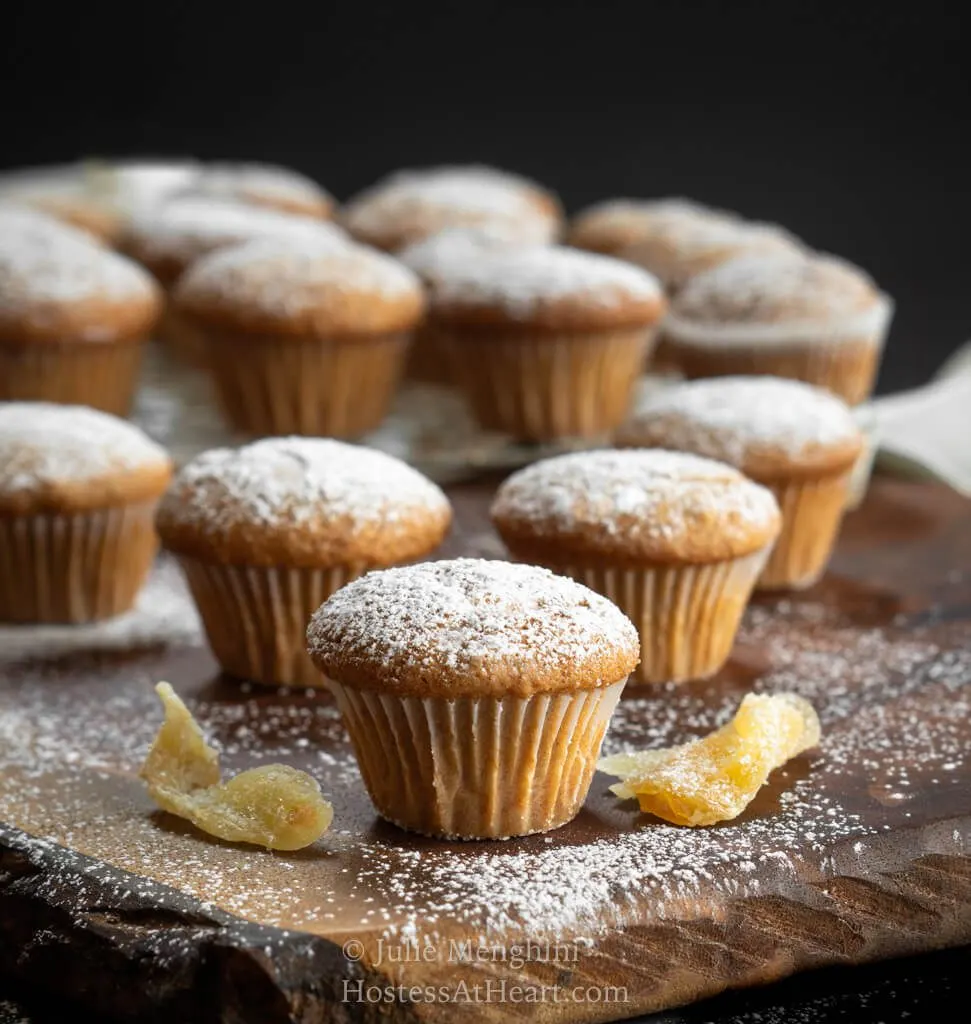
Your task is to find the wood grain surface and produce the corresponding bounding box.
[1,477,970,1023]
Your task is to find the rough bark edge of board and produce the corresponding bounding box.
[2,819,971,1024]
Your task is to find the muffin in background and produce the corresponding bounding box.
[306,558,639,839]
[492,449,781,684]
[617,376,864,589]
[341,165,562,251]
[157,437,451,688]
[426,245,666,441]
[121,196,349,361]
[662,252,893,405]
[0,227,160,414]
[396,226,529,384]
[619,214,803,294]
[0,403,172,623]
[567,196,735,257]
[174,237,424,438]
[17,194,121,245]
[174,162,335,221]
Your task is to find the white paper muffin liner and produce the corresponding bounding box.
[327,678,627,839]
[177,559,365,687]
[758,473,853,590]
[0,502,159,624]
[555,551,770,684]
[441,326,656,441]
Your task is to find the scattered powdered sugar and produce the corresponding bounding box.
[429,244,663,318]
[343,165,559,244]
[492,449,780,552]
[160,436,449,534]
[671,251,882,327]
[126,196,348,265]
[175,236,419,316]
[0,403,169,496]
[306,557,639,676]
[0,203,101,247]
[0,225,156,316]
[619,376,861,466]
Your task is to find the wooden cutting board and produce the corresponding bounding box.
[1,477,970,1024]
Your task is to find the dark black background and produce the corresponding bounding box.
[3,2,969,393]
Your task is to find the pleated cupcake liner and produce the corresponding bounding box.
[664,329,887,407]
[440,326,656,441]
[327,678,626,839]
[0,339,144,416]
[0,502,159,624]
[757,472,853,590]
[203,330,409,438]
[403,323,456,386]
[157,298,208,366]
[554,550,770,684]
[177,558,365,688]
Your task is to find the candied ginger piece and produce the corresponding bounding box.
[598,693,821,827]
[140,682,333,850]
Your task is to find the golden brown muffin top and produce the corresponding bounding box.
[121,196,349,284]
[306,558,639,698]
[491,449,781,566]
[567,197,732,256]
[0,227,161,346]
[25,194,123,245]
[173,162,335,221]
[620,215,803,292]
[396,225,531,285]
[156,437,452,569]
[667,252,889,339]
[341,165,562,252]
[0,402,173,514]
[427,245,666,331]
[173,237,424,337]
[616,377,864,481]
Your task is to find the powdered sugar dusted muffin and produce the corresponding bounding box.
[491,449,780,683]
[427,245,666,440]
[619,214,803,294]
[396,226,528,384]
[175,162,335,221]
[567,197,735,257]
[121,196,349,362]
[157,437,451,688]
[306,558,638,838]
[617,376,863,589]
[174,238,424,437]
[342,165,562,252]
[663,251,892,405]
[0,228,160,414]
[0,403,172,622]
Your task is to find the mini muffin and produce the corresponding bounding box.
[396,226,527,384]
[617,377,863,589]
[619,214,803,294]
[342,165,562,251]
[662,252,893,406]
[121,196,348,361]
[567,197,734,257]
[174,238,424,438]
[0,204,102,246]
[175,162,335,220]
[426,245,665,440]
[306,558,639,839]
[492,449,781,684]
[23,194,123,245]
[0,228,161,415]
[0,403,172,623]
[157,437,451,688]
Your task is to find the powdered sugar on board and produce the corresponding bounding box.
[1,579,969,945]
